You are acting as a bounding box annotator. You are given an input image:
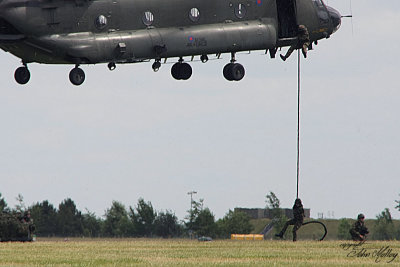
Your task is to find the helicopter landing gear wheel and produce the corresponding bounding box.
[200,55,209,63]
[180,63,192,80]
[14,66,31,85]
[108,62,116,71]
[171,63,180,80]
[223,63,245,81]
[69,66,85,86]
[152,60,161,72]
[230,63,245,81]
[223,63,235,81]
[171,62,192,80]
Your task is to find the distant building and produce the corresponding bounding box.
[234,207,311,220]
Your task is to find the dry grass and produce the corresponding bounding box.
[0,238,399,266]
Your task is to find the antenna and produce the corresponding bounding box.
[341,0,354,36]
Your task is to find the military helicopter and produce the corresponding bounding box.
[0,0,341,86]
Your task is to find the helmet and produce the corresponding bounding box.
[357,213,365,220]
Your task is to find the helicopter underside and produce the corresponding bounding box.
[1,20,280,85]
[3,20,277,64]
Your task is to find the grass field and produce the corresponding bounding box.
[251,219,400,241]
[0,238,399,266]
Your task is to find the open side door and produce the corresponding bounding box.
[276,0,298,39]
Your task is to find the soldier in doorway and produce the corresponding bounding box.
[350,213,369,241]
[280,25,310,61]
[275,198,305,241]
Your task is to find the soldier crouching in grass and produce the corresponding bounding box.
[350,213,369,241]
[275,198,305,241]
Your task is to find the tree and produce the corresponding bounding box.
[129,198,156,237]
[266,192,280,211]
[103,201,133,237]
[0,193,8,213]
[56,198,83,237]
[82,209,102,237]
[216,210,253,238]
[372,208,395,240]
[395,195,400,239]
[185,198,204,234]
[154,210,182,238]
[265,191,287,237]
[337,219,351,240]
[29,200,58,236]
[192,208,216,238]
[15,194,26,213]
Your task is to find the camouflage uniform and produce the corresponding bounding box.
[276,199,305,241]
[350,214,368,241]
[281,25,310,61]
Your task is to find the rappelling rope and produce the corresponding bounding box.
[296,50,301,199]
[296,50,328,241]
[302,221,328,241]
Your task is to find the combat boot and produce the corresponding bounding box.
[275,233,283,238]
[293,232,297,242]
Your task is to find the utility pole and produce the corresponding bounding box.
[187,191,197,239]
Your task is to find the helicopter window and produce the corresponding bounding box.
[95,15,107,30]
[189,8,200,22]
[318,10,329,21]
[312,0,325,8]
[142,11,154,26]
[235,3,246,19]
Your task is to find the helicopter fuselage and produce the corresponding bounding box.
[0,0,341,85]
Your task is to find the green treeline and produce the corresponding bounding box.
[0,193,253,238]
[2,192,400,240]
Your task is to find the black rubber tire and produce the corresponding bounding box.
[223,63,235,81]
[14,67,30,85]
[180,63,192,80]
[152,61,161,71]
[69,67,85,86]
[200,55,209,63]
[171,63,181,80]
[231,63,245,81]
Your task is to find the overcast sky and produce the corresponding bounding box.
[1,0,400,221]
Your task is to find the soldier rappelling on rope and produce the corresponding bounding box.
[275,198,305,241]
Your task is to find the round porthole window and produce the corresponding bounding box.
[189,8,200,22]
[142,11,154,26]
[235,4,246,19]
[95,15,108,29]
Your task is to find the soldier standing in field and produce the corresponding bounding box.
[275,198,305,241]
[280,25,310,61]
[350,213,369,241]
